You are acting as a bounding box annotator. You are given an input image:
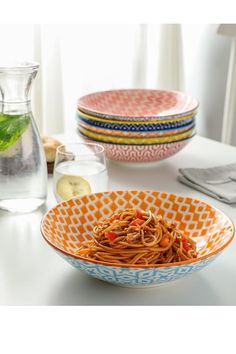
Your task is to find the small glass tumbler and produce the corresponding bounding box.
[53,142,108,202]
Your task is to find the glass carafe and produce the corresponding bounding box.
[0,62,47,213]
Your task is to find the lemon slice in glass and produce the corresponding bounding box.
[56,175,91,200]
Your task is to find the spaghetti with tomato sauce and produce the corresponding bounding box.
[75,208,198,265]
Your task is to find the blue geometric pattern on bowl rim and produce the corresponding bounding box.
[57,251,219,287]
[77,115,196,132]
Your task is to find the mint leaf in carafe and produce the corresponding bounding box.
[0,113,31,152]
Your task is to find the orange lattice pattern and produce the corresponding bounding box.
[41,190,234,266]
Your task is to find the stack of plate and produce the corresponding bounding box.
[76,89,199,162]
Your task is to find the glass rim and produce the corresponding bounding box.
[56,142,105,156]
[0,61,39,72]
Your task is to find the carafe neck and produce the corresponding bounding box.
[0,62,39,115]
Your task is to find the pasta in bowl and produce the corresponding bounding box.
[41,190,234,287]
[75,208,198,265]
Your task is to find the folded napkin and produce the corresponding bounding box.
[178,163,236,204]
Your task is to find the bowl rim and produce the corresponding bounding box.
[78,125,195,145]
[41,190,235,269]
[77,89,200,119]
[78,131,196,147]
[78,119,195,136]
[77,108,198,124]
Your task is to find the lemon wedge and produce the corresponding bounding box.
[56,175,91,200]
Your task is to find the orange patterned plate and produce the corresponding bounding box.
[41,190,234,287]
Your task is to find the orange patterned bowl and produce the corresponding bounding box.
[41,190,234,287]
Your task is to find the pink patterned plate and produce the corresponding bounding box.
[78,89,199,120]
[79,134,195,162]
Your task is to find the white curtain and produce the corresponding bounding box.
[157,24,185,91]
[33,25,64,135]
[0,24,184,135]
[52,24,185,134]
[0,24,65,135]
[2,24,232,145]
[132,24,148,88]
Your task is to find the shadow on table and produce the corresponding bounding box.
[48,269,220,306]
[108,160,179,191]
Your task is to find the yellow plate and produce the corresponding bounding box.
[78,125,195,145]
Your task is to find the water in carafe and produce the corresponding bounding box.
[0,62,47,213]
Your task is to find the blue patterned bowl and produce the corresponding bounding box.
[41,190,234,288]
[77,114,196,132]
[58,251,219,288]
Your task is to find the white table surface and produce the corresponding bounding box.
[1,135,236,305]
